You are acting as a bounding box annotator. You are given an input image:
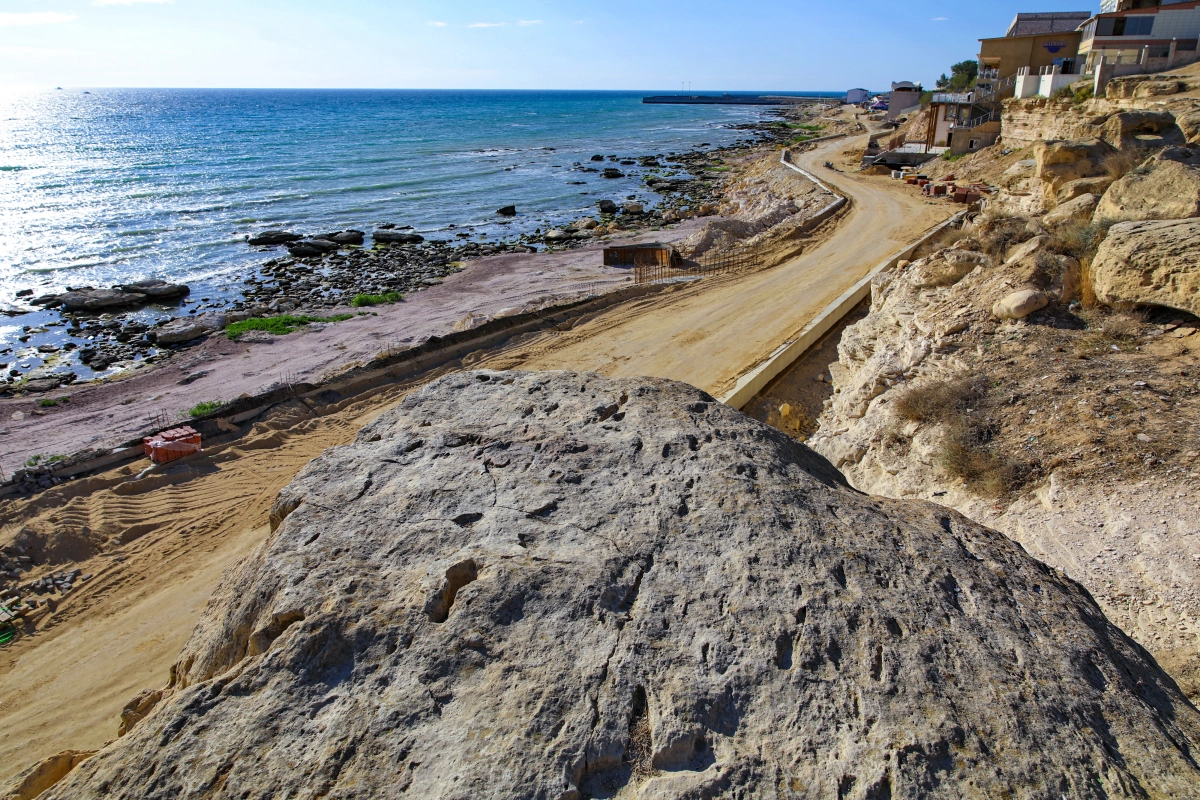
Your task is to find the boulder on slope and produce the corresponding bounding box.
[1092,218,1200,315]
[1042,192,1099,227]
[1094,158,1200,226]
[44,372,1200,800]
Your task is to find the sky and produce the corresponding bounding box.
[0,0,1099,90]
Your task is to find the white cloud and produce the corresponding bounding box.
[93,0,173,5]
[932,16,948,21]
[468,22,506,28]
[518,20,542,26]
[0,12,77,25]
[428,21,447,27]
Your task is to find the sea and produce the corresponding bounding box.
[0,89,841,365]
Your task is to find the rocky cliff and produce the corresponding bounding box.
[44,371,1200,799]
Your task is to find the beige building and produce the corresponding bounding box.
[977,12,1089,100]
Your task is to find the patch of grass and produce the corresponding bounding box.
[941,152,967,162]
[894,378,981,423]
[1079,258,1099,309]
[939,421,1026,497]
[38,399,57,408]
[24,454,64,468]
[350,291,404,308]
[973,214,1033,260]
[1102,150,1142,180]
[1048,220,1108,262]
[188,400,224,418]
[225,313,354,340]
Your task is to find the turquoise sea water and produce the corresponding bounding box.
[0,89,829,307]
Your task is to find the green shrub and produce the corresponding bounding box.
[38,399,57,408]
[351,291,404,308]
[188,400,224,418]
[225,314,353,340]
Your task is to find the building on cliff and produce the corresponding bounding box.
[1080,0,1200,73]
[976,11,1090,102]
[924,92,1001,156]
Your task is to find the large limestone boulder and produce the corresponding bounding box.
[1094,158,1200,226]
[1042,192,1099,227]
[43,371,1200,799]
[1098,110,1183,150]
[1175,110,1200,145]
[907,246,989,289]
[1092,219,1200,315]
[1033,138,1114,207]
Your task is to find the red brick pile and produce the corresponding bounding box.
[144,426,202,464]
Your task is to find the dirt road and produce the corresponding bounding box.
[0,137,952,782]
[473,138,951,395]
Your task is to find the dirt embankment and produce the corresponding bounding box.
[758,66,1200,698]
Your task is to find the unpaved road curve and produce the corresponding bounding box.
[0,139,950,782]
[477,136,952,395]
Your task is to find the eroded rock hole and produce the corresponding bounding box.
[625,686,652,776]
[834,563,847,589]
[775,633,794,670]
[426,560,479,624]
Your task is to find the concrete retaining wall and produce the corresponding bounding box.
[720,210,967,410]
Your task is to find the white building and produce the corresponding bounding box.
[846,88,871,104]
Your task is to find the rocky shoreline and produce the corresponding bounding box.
[0,113,825,397]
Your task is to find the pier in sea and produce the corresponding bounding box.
[642,94,838,106]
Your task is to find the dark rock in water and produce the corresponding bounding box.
[246,231,302,246]
[374,230,425,245]
[77,348,97,363]
[30,295,63,307]
[324,230,365,246]
[598,199,618,214]
[58,289,148,312]
[116,280,190,300]
[602,168,624,179]
[15,289,32,298]
[45,371,1200,800]
[590,154,605,161]
[496,205,517,217]
[286,239,340,257]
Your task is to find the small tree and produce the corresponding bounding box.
[949,60,979,91]
[936,61,979,92]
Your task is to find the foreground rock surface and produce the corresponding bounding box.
[48,372,1200,799]
[1092,218,1200,315]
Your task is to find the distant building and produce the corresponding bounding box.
[1078,1,1200,74]
[925,92,1001,156]
[846,88,871,104]
[887,81,922,120]
[977,11,1090,102]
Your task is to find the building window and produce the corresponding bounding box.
[1098,15,1154,37]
